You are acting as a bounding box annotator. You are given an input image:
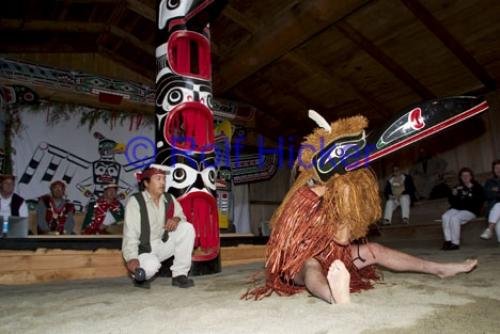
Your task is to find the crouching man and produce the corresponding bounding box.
[122,164,195,288]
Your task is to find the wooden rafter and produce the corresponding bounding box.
[113,14,143,52]
[231,87,303,138]
[98,46,154,81]
[88,4,100,22]
[126,0,155,22]
[57,0,73,20]
[0,43,98,53]
[222,4,259,33]
[109,25,154,55]
[214,0,371,94]
[218,2,391,121]
[0,18,154,55]
[401,0,496,90]
[0,19,105,33]
[334,20,435,100]
[284,51,391,119]
[93,1,154,76]
[96,2,128,48]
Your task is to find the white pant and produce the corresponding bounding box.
[383,194,411,223]
[442,208,476,245]
[488,203,500,242]
[138,223,195,279]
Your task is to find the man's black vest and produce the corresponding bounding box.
[0,193,24,216]
[133,192,174,255]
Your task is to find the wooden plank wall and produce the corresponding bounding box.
[0,245,265,285]
[249,167,290,235]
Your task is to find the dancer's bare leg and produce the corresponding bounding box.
[294,258,351,304]
[351,243,477,278]
[327,260,351,304]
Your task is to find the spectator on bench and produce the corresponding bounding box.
[441,167,484,250]
[0,174,28,219]
[480,159,500,242]
[37,180,75,235]
[81,183,124,235]
[382,165,416,225]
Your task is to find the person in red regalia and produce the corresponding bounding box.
[81,183,124,235]
[37,180,75,235]
[244,114,478,304]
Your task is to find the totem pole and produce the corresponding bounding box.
[155,0,226,267]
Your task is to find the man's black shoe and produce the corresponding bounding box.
[441,241,452,250]
[172,275,194,288]
[447,243,460,250]
[133,279,151,289]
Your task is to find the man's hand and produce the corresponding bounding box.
[126,259,140,274]
[165,217,181,232]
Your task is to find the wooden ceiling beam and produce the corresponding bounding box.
[260,69,329,116]
[96,1,128,47]
[109,25,154,55]
[0,43,97,53]
[334,20,435,100]
[94,0,154,77]
[54,0,116,2]
[126,0,155,22]
[113,13,143,52]
[98,46,154,81]
[222,4,259,33]
[215,0,371,94]
[219,3,390,120]
[0,19,105,33]
[284,51,391,119]
[88,6,99,22]
[57,0,72,20]
[218,6,328,133]
[231,87,304,138]
[0,18,154,55]
[401,0,496,90]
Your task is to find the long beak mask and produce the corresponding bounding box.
[312,130,367,182]
[307,96,489,181]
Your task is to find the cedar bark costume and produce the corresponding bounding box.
[245,115,382,299]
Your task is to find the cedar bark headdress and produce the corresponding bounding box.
[272,111,381,241]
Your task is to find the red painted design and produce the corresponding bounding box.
[347,101,489,171]
[178,191,219,261]
[409,107,425,130]
[164,102,214,152]
[168,31,212,80]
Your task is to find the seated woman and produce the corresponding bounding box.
[441,167,484,250]
[480,159,500,242]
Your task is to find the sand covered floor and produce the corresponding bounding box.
[1,244,499,334]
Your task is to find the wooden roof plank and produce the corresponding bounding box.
[401,0,496,90]
[334,20,435,100]
[98,45,154,80]
[0,19,105,33]
[285,51,391,119]
[126,0,155,22]
[218,2,391,120]
[215,0,371,93]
